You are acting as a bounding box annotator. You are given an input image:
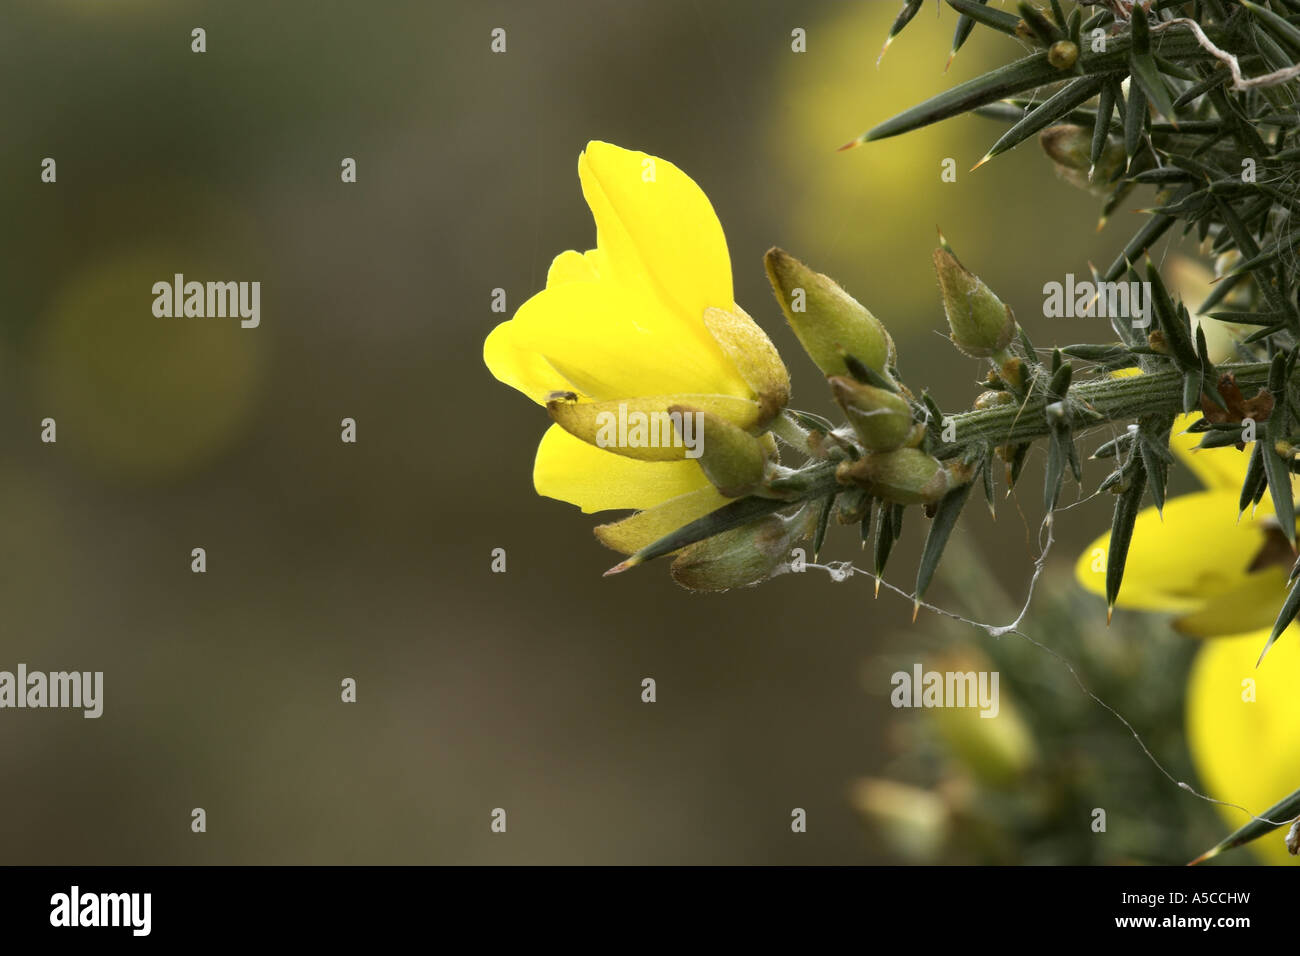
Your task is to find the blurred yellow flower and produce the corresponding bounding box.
[1187,628,1300,865]
[36,248,265,481]
[484,141,788,541]
[765,3,1006,327]
[1074,408,1300,863]
[1164,255,1251,365]
[1075,412,1292,637]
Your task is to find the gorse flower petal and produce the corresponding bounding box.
[533,425,712,515]
[1074,411,1288,633]
[576,142,734,339]
[1187,628,1300,866]
[1168,414,1253,493]
[488,264,748,402]
[1074,408,1300,861]
[485,141,790,516]
[1074,489,1274,616]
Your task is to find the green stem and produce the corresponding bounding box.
[932,361,1273,457]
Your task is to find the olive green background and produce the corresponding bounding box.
[0,0,1211,863]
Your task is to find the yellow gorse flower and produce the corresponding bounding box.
[484,141,789,553]
[1186,628,1300,865]
[1075,412,1292,637]
[1076,412,1300,864]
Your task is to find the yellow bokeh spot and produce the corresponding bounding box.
[35,249,266,481]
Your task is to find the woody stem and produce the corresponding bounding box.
[931,362,1274,458]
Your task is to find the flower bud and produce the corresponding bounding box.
[669,509,813,591]
[836,447,973,506]
[1048,40,1078,70]
[850,778,950,863]
[926,648,1036,788]
[973,389,1014,410]
[764,247,895,379]
[836,486,872,524]
[1214,249,1241,279]
[829,376,914,451]
[670,405,767,498]
[1039,124,1124,190]
[933,238,1017,359]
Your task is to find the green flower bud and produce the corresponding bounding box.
[1039,124,1098,170]
[1048,40,1078,70]
[836,447,973,506]
[926,648,1036,789]
[764,247,895,379]
[836,486,872,524]
[829,376,914,451]
[1039,124,1125,190]
[669,509,813,591]
[933,237,1017,359]
[670,405,767,498]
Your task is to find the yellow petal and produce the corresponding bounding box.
[1187,628,1300,865]
[483,317,578,406]
[1075,490,1272,613]
[579,141,733,344]
[1169,413,1252,493]
[593,485,733,554]
[483,250,604,405]
[533,423,711,514]
[1172,568,1290,637]
[546,249,600,285]
[507,275,748,401]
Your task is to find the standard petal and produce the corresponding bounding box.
[483,317,578,406]
[545,249,599,285]
[1075,490,1272,613]
[1187,628,1300,865]
[508,277,749,400]
[579,141,734,341]
[532,424,712,514]
[482,250,600,404]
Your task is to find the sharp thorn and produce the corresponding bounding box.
[603,556,640,577]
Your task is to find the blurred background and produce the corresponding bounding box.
[0,0,1249,863]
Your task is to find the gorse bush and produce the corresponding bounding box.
[484,0,1300,863]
